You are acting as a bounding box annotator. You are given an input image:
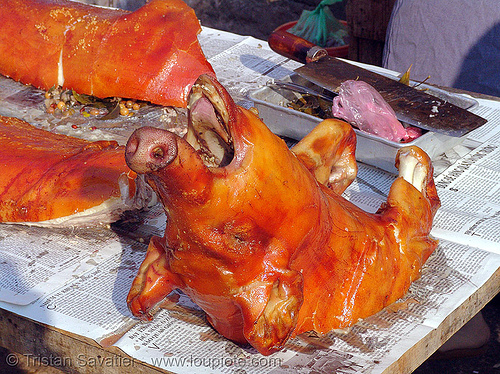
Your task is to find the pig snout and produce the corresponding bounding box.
[125,126,178,174]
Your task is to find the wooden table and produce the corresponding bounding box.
[0,266,498,374]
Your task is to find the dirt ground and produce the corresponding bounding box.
[114,0,347,40]
[415,295,500,374]
[183,0,347,40]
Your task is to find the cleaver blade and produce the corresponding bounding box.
[268,30,487,137]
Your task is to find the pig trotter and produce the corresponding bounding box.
[127,236,180,320]
[236,270,304,355]
[292,119,358,195]
[396,146,441,215]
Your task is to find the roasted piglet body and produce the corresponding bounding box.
[0,116,151,225]
[0,0,214,108]
[332,80,422,142]
[125,75,440,355]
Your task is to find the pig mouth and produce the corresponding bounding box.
[186,75,235,168]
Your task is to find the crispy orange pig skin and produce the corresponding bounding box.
[125,75,440,355]
[0,116,135,223]
[0,0,215,108]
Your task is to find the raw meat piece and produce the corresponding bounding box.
[332,80,421,142]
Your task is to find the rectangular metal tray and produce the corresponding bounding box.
[248,74,476,173]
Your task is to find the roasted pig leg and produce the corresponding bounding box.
[0,116,151,225]
[0,0,215,108]
[124,74,440,355]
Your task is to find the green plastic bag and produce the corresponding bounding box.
[288,0,348,48]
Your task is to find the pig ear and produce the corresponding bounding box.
[235,269,303,355]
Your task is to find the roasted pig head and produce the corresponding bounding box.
[125,74,440,355]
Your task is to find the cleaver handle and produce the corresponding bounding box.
[268,30,328,64]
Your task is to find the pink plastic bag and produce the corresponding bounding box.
[332,80,421,142]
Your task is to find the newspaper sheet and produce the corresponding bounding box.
[432,133,500,254]
[0,224,126,305]
[0,26,499,374]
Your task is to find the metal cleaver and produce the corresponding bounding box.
[267,29,487,137]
